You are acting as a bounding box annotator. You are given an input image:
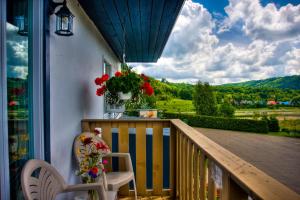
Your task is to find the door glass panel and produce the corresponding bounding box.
[6,0,32,199]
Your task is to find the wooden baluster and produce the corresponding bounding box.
[153,122,163,195]
[189,142,194,200]
[118,122,130,195]
[229,178,249,200]
[183,136,188,200]
[221,170,230,200]
[176,130,180,198]
[170,124,177,197]
[186,139,191,200]
[179,132,184,199]
[208,159,216,200]
[199,152,207,200]
[136,122,147,196]
[194,147,200,200]
[102,122,112,172]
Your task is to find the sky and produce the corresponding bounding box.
[133,0,300,85]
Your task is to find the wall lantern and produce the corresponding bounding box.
[50,0,74,36]
[13,0,28,36]
[14,15,28,36]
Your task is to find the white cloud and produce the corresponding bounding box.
[131,0,300,84]
[283,48,300,75]
[222,0,300,41]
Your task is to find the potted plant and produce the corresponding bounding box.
[95,64,154,113]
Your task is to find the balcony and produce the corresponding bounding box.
[81,119,300,200]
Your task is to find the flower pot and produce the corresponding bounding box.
[107,104,125,113]
[118,92,132,100]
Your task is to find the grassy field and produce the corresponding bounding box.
[156,99,195,113]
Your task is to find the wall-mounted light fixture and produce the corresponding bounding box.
[14,0,28,36]
[14,15,28,36]
[50,0,74,36]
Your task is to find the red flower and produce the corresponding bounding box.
[82,137,93,145]
[95,77,103,86]
[115,71,122,77]
[141,74,149,81]
[141,82,154,96]
[96,142,109,150]
[90,167,98,174]
[96,85,106,96]
[8,101,18,106]
[102,159,108,164]
[145,86,154,96]
[102,74,109,81]
[94,128,101,135]
[141,82,151,89]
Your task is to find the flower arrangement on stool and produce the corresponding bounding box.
[75,129,111,200]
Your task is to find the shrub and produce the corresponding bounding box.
[164,112,269,133]
[218,103,235,117]
[266,116,280,132]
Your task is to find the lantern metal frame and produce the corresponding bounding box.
[49,0,74,36]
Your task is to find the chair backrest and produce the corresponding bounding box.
[21,159,66,200]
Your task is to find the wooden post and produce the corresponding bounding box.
[136,122,147,195]
[153,122,163,195]
[208,159,216,200]
[199,152,207,200]
[170,124,177,197]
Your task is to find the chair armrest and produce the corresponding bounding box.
[105,153,133,172]
[64,183,106,199]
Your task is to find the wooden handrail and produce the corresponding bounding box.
[171,119,300,200]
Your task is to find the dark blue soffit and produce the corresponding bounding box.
[78,0,185,63]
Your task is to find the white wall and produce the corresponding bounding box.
[49,0,119,196]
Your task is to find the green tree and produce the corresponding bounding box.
[179,88,192,100]
[291,95,300,107]
[219,103,235,117]
[193,81,217,116]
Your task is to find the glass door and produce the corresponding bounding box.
[6,0,33,199]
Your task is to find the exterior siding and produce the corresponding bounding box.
[49,0,119,197]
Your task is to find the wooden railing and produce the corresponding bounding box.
[82,119,300,200]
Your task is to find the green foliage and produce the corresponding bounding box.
[222,75,300,90]
[218,103,236,117]
[156,99,194,113]
[179,88,193,100]
[268,116,280,132]
[261,115,280,132]
[193,81,217,116]
[291,95,300,107]
[164,112,269,133]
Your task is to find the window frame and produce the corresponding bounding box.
[0,0,44,198]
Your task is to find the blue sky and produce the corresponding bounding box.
[134,0,300,84]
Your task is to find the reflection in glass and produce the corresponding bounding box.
[7,0,32,199]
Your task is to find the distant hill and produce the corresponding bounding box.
[221,75,300,90]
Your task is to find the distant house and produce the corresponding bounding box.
[267,100,277,105]
[279,101,290,106]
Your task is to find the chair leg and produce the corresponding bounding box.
[132,178,137,200]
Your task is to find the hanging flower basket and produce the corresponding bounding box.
[94,64,154,112]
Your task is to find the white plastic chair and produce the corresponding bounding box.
[74,132,137,200]
[21,159,116,200]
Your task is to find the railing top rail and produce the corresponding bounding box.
[170,119,300,200]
